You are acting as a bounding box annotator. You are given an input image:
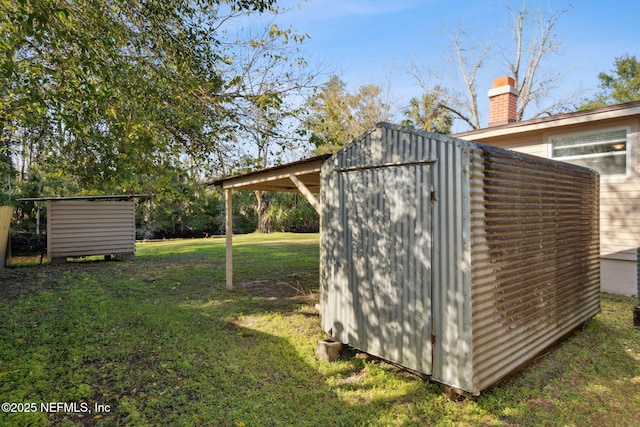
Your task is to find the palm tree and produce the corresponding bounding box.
[402,92,453,134]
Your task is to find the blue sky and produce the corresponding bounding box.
[273,0,640,131]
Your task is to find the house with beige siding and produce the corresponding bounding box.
[454,77,640,296]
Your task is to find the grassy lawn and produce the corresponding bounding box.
[1,232,639,426]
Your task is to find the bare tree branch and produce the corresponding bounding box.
[409,1,576,130]
[503,0,573,120]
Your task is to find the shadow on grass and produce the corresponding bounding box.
[0,253,434,426]
[474,310,640,427]
[176,291,434,425]
[6,239,637,426]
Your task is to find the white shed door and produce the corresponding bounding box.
[343,163,433,375]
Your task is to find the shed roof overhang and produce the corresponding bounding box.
[209,154,331,193]
[209,153,331,291]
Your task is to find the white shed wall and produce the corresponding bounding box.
[47,200,136,260]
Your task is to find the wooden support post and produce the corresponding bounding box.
[225,188,233,290]
[0,206,13,268]
[288,174,320,213]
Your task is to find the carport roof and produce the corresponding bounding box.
[208,154,331,193]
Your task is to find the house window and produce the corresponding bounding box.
[550,128,628,176]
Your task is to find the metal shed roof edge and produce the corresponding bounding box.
[17,194,149,202]
[208,124,469,191]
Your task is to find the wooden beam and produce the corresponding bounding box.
[229,183,301,193]
[231,181,321,193]
[289,174,320,213]
[219,158,324,190]
[225,188,233,290]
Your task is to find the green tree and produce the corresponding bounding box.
[268,193,318,232]
[580,54,640,110]
[0,144,13,205]
[1,0,310,192]
[401,91,453,134]
[303,76,352,151]
[304,75,392,153]
[1,0,317,235]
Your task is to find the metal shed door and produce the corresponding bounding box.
[343,163,433,375]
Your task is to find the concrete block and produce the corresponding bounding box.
[316,339,342,362]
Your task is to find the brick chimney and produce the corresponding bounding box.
[488,76,519,126]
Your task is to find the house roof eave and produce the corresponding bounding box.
[453,100,640,140]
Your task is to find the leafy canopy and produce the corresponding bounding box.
[580,54,640,110]
[401,92,452,135]
[0,0,306,196]
[303,75,392,154]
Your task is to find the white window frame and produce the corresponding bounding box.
[547,126,631,180]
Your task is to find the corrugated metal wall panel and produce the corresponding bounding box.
[321,125,473,384]
[321,123,599,396]
[322,127,435,374]
[428,133,474,391]
[468,145,600,393]
[47,200,136,260]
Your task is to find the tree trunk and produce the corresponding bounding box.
[255,190,272,233]
[36,205,40,236]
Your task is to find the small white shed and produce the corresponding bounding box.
[320,123,600,396]
[20,195,144,263]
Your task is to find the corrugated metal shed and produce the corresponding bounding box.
[20,196,143,263]
[320,123,600,396]
[47,200,136,262]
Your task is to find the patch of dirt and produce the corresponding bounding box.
[336,368,368,386]
[238,279,318,304]
[0,265,66,301]
[1,257,321,308]
[0,260,127,302]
